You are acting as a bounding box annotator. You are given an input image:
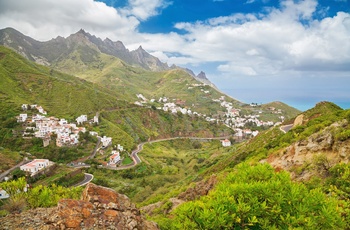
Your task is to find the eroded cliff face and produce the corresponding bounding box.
[0,183,159,230]
[266,119,350,180]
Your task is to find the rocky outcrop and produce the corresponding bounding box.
[293,114,305,127]
[0,183,159,230]
[267,120,350,180]
[178,174,217,201]
[141,175,217,216]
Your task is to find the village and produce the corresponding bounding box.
[12,92,286,179]
[15,104,123,176]
[134,82,285,140]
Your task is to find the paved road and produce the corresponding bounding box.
[0,158,30,181]
[84,136,231,171]
[109,136,232,170]
[88,136,101,159]
[280,124,293,133]
[73,173,94,187]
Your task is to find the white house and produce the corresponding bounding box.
[101,136,112,148]
[252,131,259,137]
[36,106,47,115]
[0,188,10,199]
[117,144,123,151]
[109,151,121,165]
[56,133,79,147]
[58,119,68,126]
[17,114,28,122]
[221,139,231,147]
[93,115,99,124]
[136,94,147,101]
[89,131,98,136]
[20,159,50,176]
[21,104,28,111]
[76,115,88,125]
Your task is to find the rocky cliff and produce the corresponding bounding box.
[0,183,159,230]
[266,119,350,180]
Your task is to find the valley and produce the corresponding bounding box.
[0,28,349,229]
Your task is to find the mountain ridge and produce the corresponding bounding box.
[0,27,205,76]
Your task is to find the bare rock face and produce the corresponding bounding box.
[293,114,305,127]
[267,120,350,180]
[178,175,217,201]
[0,183,159,230]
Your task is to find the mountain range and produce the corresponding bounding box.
[0,27,211,84]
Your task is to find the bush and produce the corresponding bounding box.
[2,196,27,214]
[335,129,350,141]
[169,164,345,229]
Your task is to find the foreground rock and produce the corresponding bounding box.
[0,183,159,230]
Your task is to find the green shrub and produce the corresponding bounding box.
[2,196,27,214]
[335,130,350,141]
[169,164,345,230]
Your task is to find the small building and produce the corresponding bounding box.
[101,136,112,148]
[21,104,28,111]
[17,114,28,122]
[76,115,88,125]
[93,115,99,124]
[221,139,231,147]
[117,144,123,151]
[109,151,121,165]
[89,131,98,136]
[20,159,50,176]
[36,106,47,115]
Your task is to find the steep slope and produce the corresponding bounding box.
[0,28,238,115]
[0,45,121,117]
[0,28,302,119]
[0,27,168,71]
[0,46,231,162]
[142,102,350,229]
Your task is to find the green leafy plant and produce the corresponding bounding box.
[168,164,345,229]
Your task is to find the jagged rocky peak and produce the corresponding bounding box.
[77,28,87,34]
[196,71,208,80]
[136,45,147,54]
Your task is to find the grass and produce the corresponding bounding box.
[31,165,77,186]
[122,156,133,165]
[0,148,22,171]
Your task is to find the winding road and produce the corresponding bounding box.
[0,158,30,182]
[73,173,94,187]
[105,136,232,170]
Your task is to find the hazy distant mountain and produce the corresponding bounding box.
[0,27,194,74]
[195,71,217,88]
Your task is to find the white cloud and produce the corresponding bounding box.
[122,0,172,21]
[0,0,349,81]
[141,0,350,78]
[0,0,171,41]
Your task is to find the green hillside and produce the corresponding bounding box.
[51,45,238,115]
[1,43,349,228]
[0,45,231,165]
[142,102,350,229]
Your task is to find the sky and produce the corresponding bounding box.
[0,0,349,111]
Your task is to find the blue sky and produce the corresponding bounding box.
[0,0,349,110]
